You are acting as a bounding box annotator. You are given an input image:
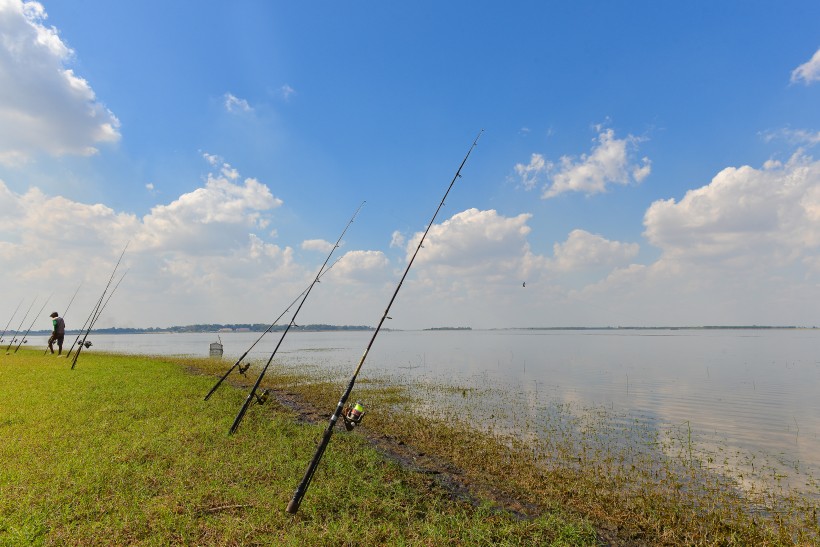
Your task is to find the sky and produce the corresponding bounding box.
[1,0,820,330]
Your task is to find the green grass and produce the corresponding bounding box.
[0,349,596,546]
[206,358,819,546]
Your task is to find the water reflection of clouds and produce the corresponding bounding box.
[96,328,819,496]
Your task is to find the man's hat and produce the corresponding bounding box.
[50,312,58,318]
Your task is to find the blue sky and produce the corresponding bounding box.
[1,0,820,329]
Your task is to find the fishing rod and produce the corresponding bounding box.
[286,130,482,514]
[14,293,53,353]
[204,256,344,401]
[0,298,24,344]
[71,270,127,369]
[228,201,365,435]
[66,243,128,361]
[65,290,103,361]
[43,282,82,356]
[5,297,37,354]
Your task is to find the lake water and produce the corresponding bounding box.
[33,328,820,498]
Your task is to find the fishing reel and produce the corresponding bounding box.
[238,362,251,376]
[342,401,366,431]
[254,388,271,406]
[77,340,92,348]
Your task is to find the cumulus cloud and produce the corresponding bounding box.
[513,127,651,199]
[545,128,650,198]
[327,250,391,284]
[135,171,282,252]
[790,48,820,85]
[400,208,637,294]
[549,229,639,272]
[643,153,820,268]
[0,161,300,327]
[0,0,120,165]
[301,239,334,253]
[408,208,532,272]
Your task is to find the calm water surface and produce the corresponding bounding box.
[42,328,820,495]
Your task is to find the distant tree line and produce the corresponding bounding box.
[23,324,375,335]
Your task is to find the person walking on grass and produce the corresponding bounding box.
[48,312,65,355]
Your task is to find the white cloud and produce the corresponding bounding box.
[643,153,820,268]
[762,128,820,147]
[409,208,532,272]
[544,128,651,198]
[135,171,283,253]
[328,250,391,284]
[301,239,335,253]
[513,153,546,190]
[551,152,820,325]
[389,230,405,248]
[7,147,820,330]
[550,229,639,272]
[514,128,650,199]
[0,162,300,327]
[224,92,252,113]
[790,48,820,85]
[398,209,637,303]
[0,0,120,165]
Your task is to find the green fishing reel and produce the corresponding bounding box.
[254,388,271,405]
[342,401,365,431]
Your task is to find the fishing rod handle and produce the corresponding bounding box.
[229,395,253,434]
[286,376,355,513]
[286,418,337,514]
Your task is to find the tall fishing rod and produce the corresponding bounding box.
[65,290,103,361]
[43,282,82,355]
[228,201,365,435]
[14,293,53,353]
[5,297,37,354]
[66,242,128,361]
[71,270,127,369]
[286,130,482,514]
[204,256,344,401]
[0,298,24,344]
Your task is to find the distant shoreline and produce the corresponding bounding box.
[12,324,815,337]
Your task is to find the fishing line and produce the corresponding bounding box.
[71,270,128,369]
[14,293,53,353]
[66,242,129,365]
[228,201,365,435]
[286,130,482,514]
[5,297,37,354]
[0,298,24,345]
[204,256,345,401]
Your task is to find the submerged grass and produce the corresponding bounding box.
[0,349,595,546]
[207,356,820,546]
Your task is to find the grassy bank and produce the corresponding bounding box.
[189,354,819,545]
[0,349,594,546]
